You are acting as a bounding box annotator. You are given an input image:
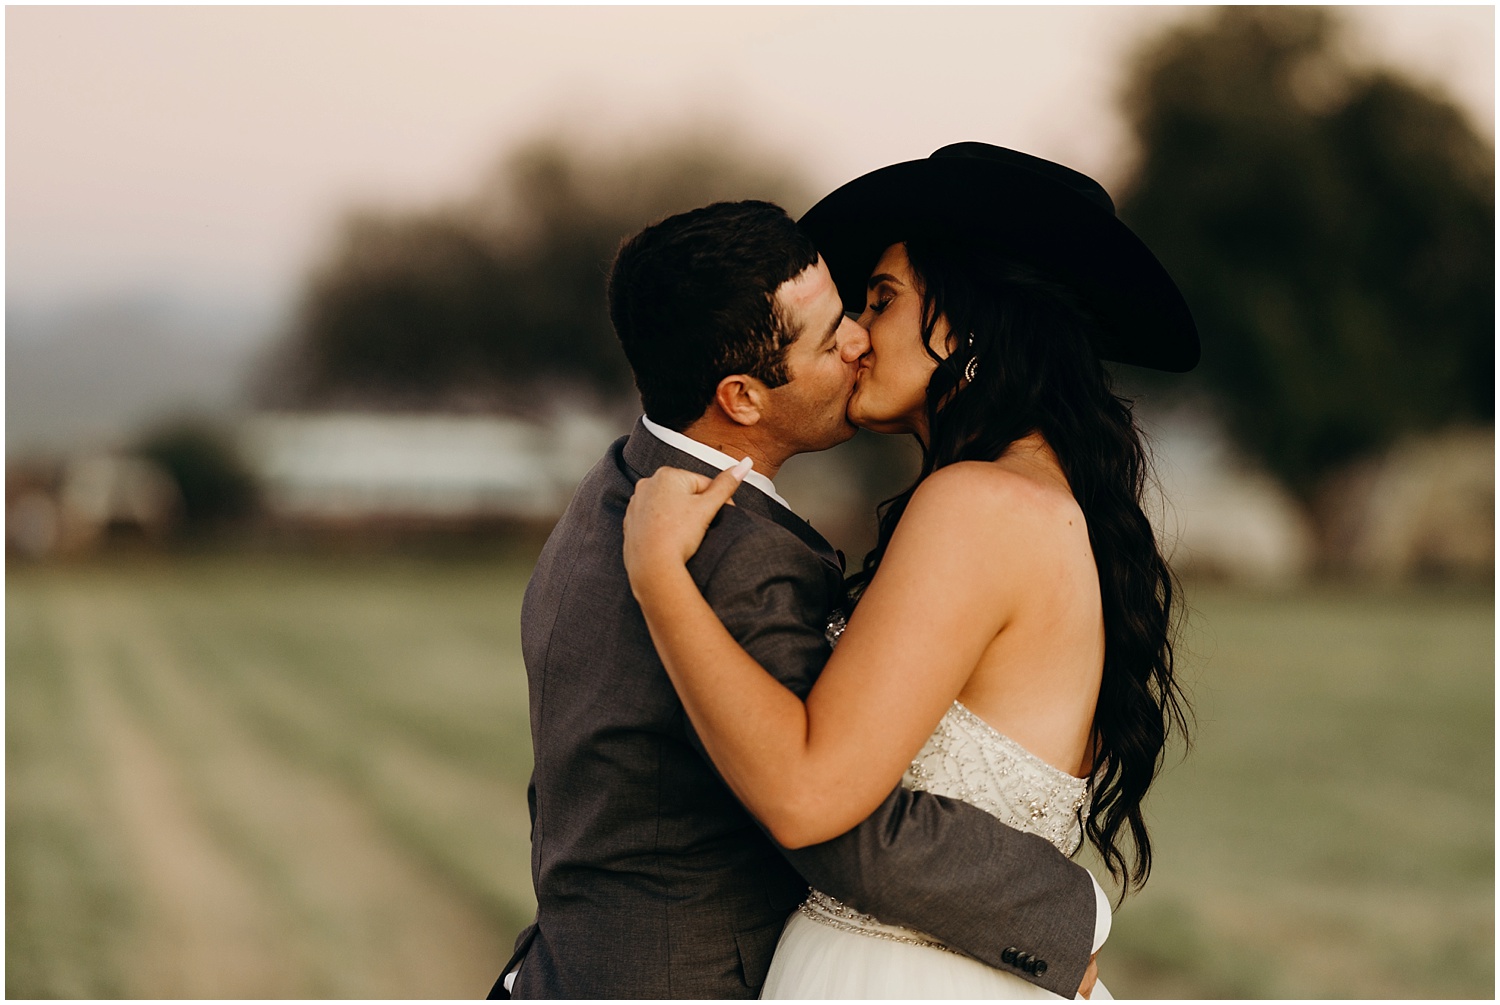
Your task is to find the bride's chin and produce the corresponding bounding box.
[845,391,867,429]
[846,400,882,432]
[847,404,913,436]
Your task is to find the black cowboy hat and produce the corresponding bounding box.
[798,141,1199,372]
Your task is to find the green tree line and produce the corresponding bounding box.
[1118,6,1492,500]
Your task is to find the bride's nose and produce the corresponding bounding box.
[837,315,870,362]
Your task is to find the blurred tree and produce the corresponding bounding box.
[1117,7,1494,499]
[137,418,258,529]
[259,129,810,412]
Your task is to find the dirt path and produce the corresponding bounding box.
[59,589,506,998]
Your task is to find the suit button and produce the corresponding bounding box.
[1001,947,1018,965]
[1033,960,1048,976]
[1014,952,1032,970]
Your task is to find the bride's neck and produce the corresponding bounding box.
[998,433,1070,492]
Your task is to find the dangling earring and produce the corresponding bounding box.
[963,332,979,383]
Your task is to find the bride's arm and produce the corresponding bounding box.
[624,460,1056,848]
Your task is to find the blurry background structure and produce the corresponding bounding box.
[7,6,1493,998]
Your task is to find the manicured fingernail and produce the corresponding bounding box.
[730,457,754,481]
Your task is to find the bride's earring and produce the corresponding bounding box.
[963,332,979,383]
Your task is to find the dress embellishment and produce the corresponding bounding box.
[824,609,847,648]
[798,890,962,956]
[905,701,1091,856]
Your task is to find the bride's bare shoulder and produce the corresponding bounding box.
[904,460,1083,534]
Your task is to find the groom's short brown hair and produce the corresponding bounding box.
[608,201,820,430]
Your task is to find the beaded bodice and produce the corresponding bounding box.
[904,701,1091,854]
[801,613,1092,952]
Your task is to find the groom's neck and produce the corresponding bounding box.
[680,413,787,480]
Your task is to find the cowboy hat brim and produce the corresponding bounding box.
[798,146,1199,372]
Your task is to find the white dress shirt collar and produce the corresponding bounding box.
[639,414,792,512]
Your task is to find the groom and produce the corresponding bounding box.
[490,201,1103,999]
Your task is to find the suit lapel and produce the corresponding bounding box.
[621,418,844,574]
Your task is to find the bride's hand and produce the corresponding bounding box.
[622,458,752,592]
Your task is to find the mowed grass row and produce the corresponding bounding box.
[7,552,538,998]
[6,553,1494,998]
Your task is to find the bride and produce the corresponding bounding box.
[621,143,1196,999]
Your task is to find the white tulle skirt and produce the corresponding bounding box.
[760,911,1112,1000]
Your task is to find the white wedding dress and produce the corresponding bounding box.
[760,686,1111,1000]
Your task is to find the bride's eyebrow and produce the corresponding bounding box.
[866,273,902,290]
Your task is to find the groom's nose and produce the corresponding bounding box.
[837,315,870,362]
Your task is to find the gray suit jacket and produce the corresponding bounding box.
[501,419,1094,998]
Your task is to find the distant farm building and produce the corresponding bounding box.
[238,411,622,529]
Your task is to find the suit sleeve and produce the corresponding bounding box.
[682,518,1097,997]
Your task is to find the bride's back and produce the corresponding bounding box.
[937,442,1105,781]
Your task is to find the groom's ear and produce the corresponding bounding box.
[712,374,765,427]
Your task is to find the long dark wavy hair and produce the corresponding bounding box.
[846,238,1189,896]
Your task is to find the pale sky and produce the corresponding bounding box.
[6,5,1494,314]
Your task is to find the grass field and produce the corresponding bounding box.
[6,551,1493,998]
